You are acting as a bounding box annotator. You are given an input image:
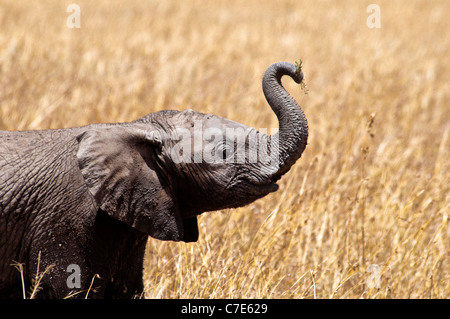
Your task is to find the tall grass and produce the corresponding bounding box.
[0,0,448,298]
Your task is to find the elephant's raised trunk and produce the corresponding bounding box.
[263,62,308,178]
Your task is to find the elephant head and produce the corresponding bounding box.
[76,62,308,243]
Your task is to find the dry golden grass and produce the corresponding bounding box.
[1,0,448,298]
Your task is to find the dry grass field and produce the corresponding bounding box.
[0,0,448,298]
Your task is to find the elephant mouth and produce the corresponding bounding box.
[249,176,279,193]
[227,172,280,195]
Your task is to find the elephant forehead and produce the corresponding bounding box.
[175,109,249,131]
[202,116,248,131]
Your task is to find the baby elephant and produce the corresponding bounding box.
[0,62,308,298]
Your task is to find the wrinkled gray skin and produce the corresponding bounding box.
[0,62,308,298]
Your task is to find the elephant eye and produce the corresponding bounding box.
[217,142,233,161]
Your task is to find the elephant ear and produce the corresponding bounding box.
[76,126,198,242]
